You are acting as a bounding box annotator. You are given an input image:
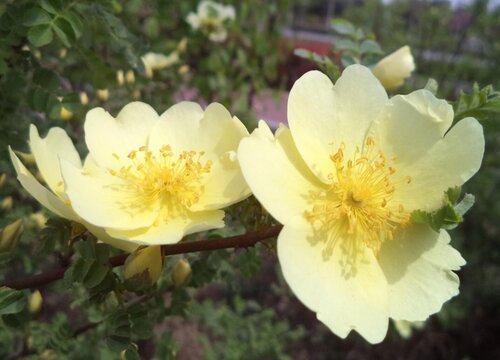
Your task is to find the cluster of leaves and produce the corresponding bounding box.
[0,0,146,166]
[293,18,384,81]
[454,83,500,122]
[191,297,304,360]
[411,187,475,232]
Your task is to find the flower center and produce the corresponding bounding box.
[304,137,411,259]
[109,145,212,211]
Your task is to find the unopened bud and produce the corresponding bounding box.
[178,65,190,76]
[177,38,188,53]
[59,48,67,59]
[125,70,135,84]
[123,245,162,289]
[34,50,42,60]
[372,46,415,90]
[0,174,6,188]
[59,106,73,121]
[171,258,191,287]
[29,211,47,229]
[132,89,141,100]
[1,196,13,211]
[79,91,89,105]
[116,70,125,86]
[96,88,109,102]
[0,219,24,253]
[40,349,57,360]
[28,290,43,314]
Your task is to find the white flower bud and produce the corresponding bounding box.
[372,46,415,90]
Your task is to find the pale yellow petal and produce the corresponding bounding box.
[84,102,159,169]
[85,222,139,252]
[287,65,388,182]
[370,89,453,165]
[379,226,465,321]
[29,125,81,196]
[238,121,325,225]
[151,102,250,210]
[106,209,224,245]
[60,160,157,230]
[9,148,78,220]
[278,217,389,344]
[392,117,484,212]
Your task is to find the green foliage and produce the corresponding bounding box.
[64,238,117,302]
[411,187,475,231]
[191,297,304,360]
[331,18,383,67]
[293,48,340,81]
[293,17,385,77]
[454,83,500,122]
[0,287,26,316]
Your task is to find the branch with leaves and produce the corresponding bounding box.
[0,225,282,290]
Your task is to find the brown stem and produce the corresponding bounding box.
[1,225,282,290]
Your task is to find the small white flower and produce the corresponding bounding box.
[186,1,235,42]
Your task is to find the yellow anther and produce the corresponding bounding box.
[305,137,411,258]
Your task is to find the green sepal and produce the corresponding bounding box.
[411,187,475,231]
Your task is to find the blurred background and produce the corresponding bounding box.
[0,0,499,359]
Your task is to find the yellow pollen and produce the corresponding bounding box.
[108,145,212,212]
[304,137,411,259]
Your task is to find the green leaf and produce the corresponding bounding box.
[123,347,140,360]
[40,0,60,14]
[28,24,53,47]
[334,38,359,53]
[33,67,60,91]
[455,193,475,216]
[0,287,26,315]
[446,186,462,204]
[144,17,159,38]
[411,188,475,231]
[23,7,52,26]
[454,83,500,122]
[331,19,355,36]
[30,87,50,111]
[341,53,356,67]
[359,39,383,54]
[0,58,7,75]
[107,335,130,352]
[239,247,261,278]
[63,11,84,38]
[53,17,76,47]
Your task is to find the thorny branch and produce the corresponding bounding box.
[0,225,283,290]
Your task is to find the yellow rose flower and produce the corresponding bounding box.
[372,45,415,90]
[238,65,484,343]
[60,101,250,245]
[9,126,136,252]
